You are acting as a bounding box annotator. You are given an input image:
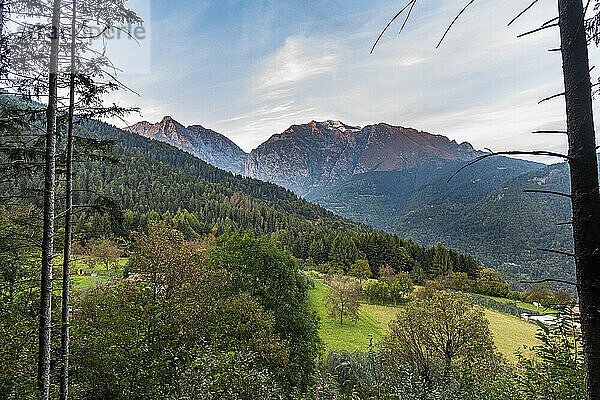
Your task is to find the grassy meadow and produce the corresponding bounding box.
[309,279,539,361]
[67,256,128,290]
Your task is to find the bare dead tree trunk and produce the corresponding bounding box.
[38,0,61,398]
[59,1,76,399]
[558,1,600,398]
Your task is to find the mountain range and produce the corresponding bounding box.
[124,116,590,284]
[246,120,484,198]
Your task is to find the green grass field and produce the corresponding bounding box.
[309,280,539,361]
[69,257,128,290]
[309,280,382,352]
[484,309,538,360]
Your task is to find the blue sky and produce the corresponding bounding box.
[109,0,600,158]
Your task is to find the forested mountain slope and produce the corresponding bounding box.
[70,120,482,280]
[394,160,600,284]
[313,157,541,229]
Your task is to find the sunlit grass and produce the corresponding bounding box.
[309,280,539,360]
[309,280,382,352]
[484,308,538,361]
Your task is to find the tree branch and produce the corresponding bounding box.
[520,278,576,286]
[370,0,416,54]
[447,150,571,182]
[523,189,572,198]
[508,0,542,27]
[437,0,477,49]
[557,220,573,226]
[537,248,575,257]
[539,91,565,104]
[532,130,567,134]
[517,22,559,38]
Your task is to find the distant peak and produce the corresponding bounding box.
[296,120,361,133]
[160,115,178,124]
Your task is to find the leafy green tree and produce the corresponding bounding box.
[378,264,395,280]
[388,271,413,305]
[209,233,321,392]
[526,283,554,310]
[554,290,575,308]
[324,274,361,325]
[411,279,444,300]
[446,271,473,292]
[410,263,427,285]
[349,259,371,282]
[475,268,509,298]
[383,291,502,383]
[86,236,122,271]
[72,224,288,399]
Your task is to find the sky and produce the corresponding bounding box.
[107,0,600,160]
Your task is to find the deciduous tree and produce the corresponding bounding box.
[324,274,361,325]
[383,291,501,383]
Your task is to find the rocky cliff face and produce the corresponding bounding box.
[245,120,483,198]
[126,116,248,175]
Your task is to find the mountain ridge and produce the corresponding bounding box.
[125,116,248,174]
[246,119,485,198]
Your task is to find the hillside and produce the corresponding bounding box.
[68,120,483,281]
[313,157,541,229]
[78,119,365,234]
[393,160,597,284]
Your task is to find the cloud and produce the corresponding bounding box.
[108,0,600,160]
[256,36,340,92]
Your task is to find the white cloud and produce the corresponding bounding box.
[108,0,600,159]
[256,36,341,91]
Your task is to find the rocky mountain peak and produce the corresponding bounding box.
[246,120,484,198]
[125,116,247,175]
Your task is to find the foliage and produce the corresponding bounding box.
[84,236,122,271]
[349,259,371,281]
[382,291,502,383]
[363,272,413,305]
[71,223,289,399]
[209,233,322,392]
[0,207,40,399]
[324,275,361,325]
[299,347,518,400]
[475,268,510,298]
[411,279,443,300]
[515,312,585,400]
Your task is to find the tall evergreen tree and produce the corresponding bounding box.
[38,1,61,397]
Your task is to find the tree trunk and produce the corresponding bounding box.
[60,1,76,399]
[558,1,600,398]
[38,0,61,398]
